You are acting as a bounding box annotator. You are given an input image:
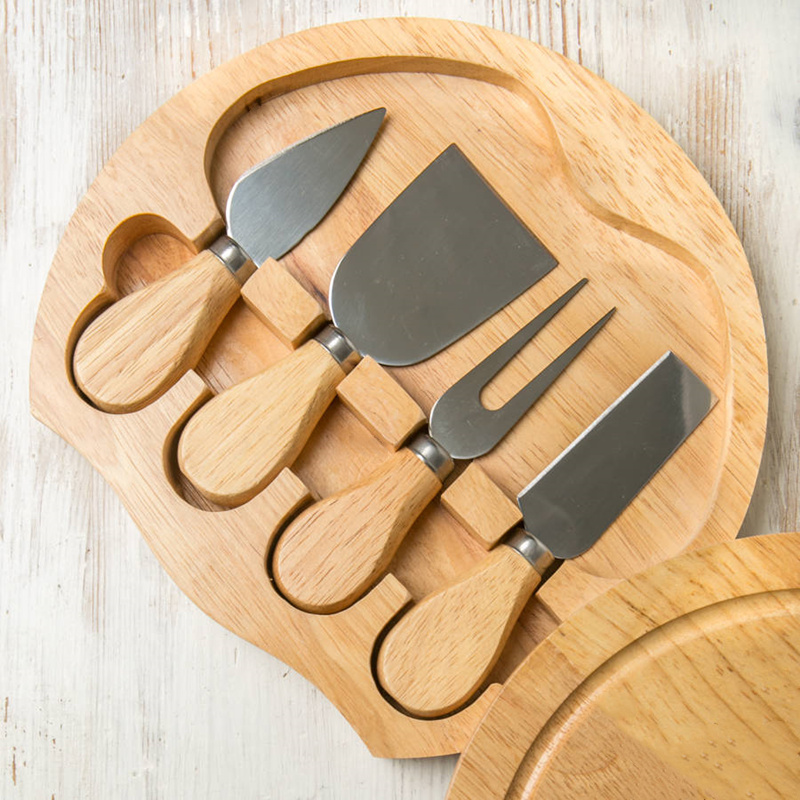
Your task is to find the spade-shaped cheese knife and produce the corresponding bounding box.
[178,145,561,505]
[73,109,386,413]
[376,351,716,718]
[271,280,615,614]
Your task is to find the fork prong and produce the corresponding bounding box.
[429,279,614,460]
[502,307,616,426]
[463,279,589,393]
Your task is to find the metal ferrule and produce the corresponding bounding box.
[505,530,554,575]
[314,325,359,373]
[407,433,454,482]
[209,234,249,276]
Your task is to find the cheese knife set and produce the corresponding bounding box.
[68,104,716,716]
[31,19,770,770]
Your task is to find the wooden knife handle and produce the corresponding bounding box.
[73,249,242,413]
[178,339,345,505]
[273,448,442,613]
[377,543,542,718]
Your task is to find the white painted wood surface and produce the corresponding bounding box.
[2,1,798,797]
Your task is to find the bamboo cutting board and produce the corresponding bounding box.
[448,533,800,799]
[30,18,767,757]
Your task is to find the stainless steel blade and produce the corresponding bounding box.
[328,144,558,366]
[517,351,716,560]
[226,108,385,266]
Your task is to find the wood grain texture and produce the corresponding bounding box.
[84,13,767,633]
[447,533,800,800]
[337,357,427,449]
[41,0,768,745]
[23,2,771,768]
[442,463,522,549]
[73,248,244,412]
[178,338,344,505]
[5,3,798,800]
[273,448,442,613]
[240,256,326,347]
[378,545,543,718]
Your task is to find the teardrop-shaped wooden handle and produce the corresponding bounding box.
[178,339,345,505]
[377,543,542,718]
[73,249,242,413]
[273,448,442,613]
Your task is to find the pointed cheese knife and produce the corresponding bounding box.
[376,351,716,718]
[272,280,615,614]
[178,145,561,505]
[73,108,386,413]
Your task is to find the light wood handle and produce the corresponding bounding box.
[377,543,542,718]
[273,448,442,613]
[178,339,345,505]
[73,249,242,413]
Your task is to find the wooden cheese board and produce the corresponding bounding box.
[448,532,800,799]
[30,18,767,758]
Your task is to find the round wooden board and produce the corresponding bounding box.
[447,533,800,799]
[30,19,767,757]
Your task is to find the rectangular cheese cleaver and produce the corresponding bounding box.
[376,351,717,718]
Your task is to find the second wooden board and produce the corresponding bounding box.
[448,532,800,799]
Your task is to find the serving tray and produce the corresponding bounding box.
[30,18,767,757]
[448,533,800,799]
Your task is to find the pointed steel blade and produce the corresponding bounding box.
[329,144,559,366]
[226,108,385,266]
[518,352,716,560]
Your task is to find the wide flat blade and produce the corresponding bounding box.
[329,144,558,366]
[226,108,385,266]
[518,352,716,560]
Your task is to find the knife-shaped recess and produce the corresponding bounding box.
[271,280,615,615]
[71,109,386,413]
[376,351,717,718]
[177,145,560,505]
